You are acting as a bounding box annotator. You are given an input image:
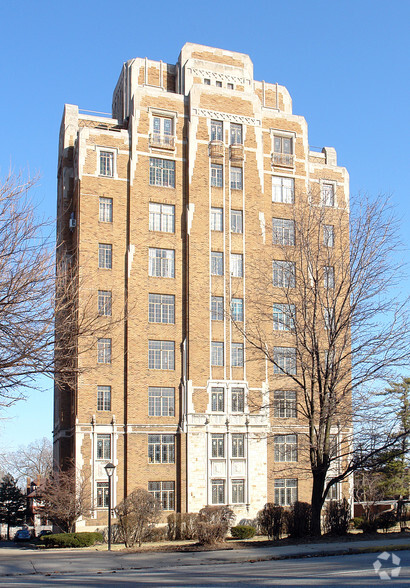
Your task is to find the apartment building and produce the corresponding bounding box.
[55,43,351,530]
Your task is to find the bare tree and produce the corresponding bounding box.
[1,438,53,483]
[115,488,161,547]
[236,191,410,535]
[38,466,91,532]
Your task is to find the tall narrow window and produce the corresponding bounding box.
[231,343,244,367]
[99,197,113,222]
[98,244,112,269]
[211,120,223,142]
[324,266,335,289]
[272,261,295,288]
[149,203,175,233]
[323,225,334,247]
[149,248,175,278]
[97,386,111,411]
[324,307,335,330]
[98,291,112,316]
[230,167,243,190]
[211,164,223,187]
[211,252,224,276]
[148,340,175,370]
[230,124,242,145]
[231,209,243,233]
[272,176,294,203]
[96,434,111,460]
[211,296,224,321]
[148,294,175,324]
[231,388,244,412]
[97,338,111,364]
[152,116,173,147]
[211,434,225,457]
[96,482,109,507]
[211,479,225,504]
[322,183,335,206]
[231,298,244,322]
[99,151,114,177]
[230,254,243,277]
[272,218,295,245]
[273,347,297,375]
[273,304,295,331]
[273,136,293,166]
[232,434,244,457]
[211,387,224,412]
[149,158,175,187]
[211,342,224,366]
[232,480,245,504]
[211,207,223,231]
[274,390,297,418]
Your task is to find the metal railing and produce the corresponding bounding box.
[272,152,294,167]
[149,134,175,149]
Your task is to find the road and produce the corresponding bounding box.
[1,550,409,586]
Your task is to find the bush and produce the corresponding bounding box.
[230,525,256,539]
[358,519,379,533]
[195,506,235,545]
[167,513,198,540]
[40,532,103,548]
[376,511,397,533]
[143,526,168,542]
[286,502,312,538]
[257,504,285,540]
[115,488,161,547]
[351,517,364,530]
[324,499,350,536]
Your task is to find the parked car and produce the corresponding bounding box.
[14,528,31,541]
[37,530,52,538]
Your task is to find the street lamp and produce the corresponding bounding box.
[104,462,116,551]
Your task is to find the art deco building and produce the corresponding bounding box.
[55,43,351,530]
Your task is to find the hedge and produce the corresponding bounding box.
[40,532,104,548]
[230,525,256,539]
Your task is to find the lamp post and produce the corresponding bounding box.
[104,462,116,551]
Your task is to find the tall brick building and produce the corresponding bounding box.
[55,43,351,530]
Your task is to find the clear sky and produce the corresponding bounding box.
[0,0,409,450]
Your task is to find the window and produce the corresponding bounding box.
[98,290,112,316]
[272,218,295,246]
[231,388,245,412]
[211,434,225,458]
[324,266,335,289]
[272,261,295,288]
[99,197,113,222]
[227,83,234,90]
[231,298,244,322]
[274,390,297,418]
[152,116,173,146]
[232,434,244,458]
[273,347,297,374]
[326,482,339,501]
[211,296,224,321]
[324,307,335,330]
[97,386,111,411]
[148,340,175,370]
[211,207,223,231]
[274,479,298,506]
[273,304,295,331]
[99,151,114,177]
[96,434,111,460]
[97,338,111,364]
[149,294,175,324]
[211,342,224,366]
[211,164,223,187]
[211,120,223,142]
[148,387,175,417]
[272,176,294,203]
[322,183,335,207]
[216,81,223,88]
[148,481,175,510]
[231,343,244,367]
[230,167,243,190]
[148,434,175,463]
[211,387,224,412]
[149,158,175,188]
[231,254,243,277]
[230,124,242,145]
[149,203,175,233]
[211,479,225,504]
[204,78,211,85]
[211,251,224,276]
[274,435,297,462]
[273,136,293,166]
[323,224,334,247]
[98,244,112,269]
[149,248,175,278]
[96,482,109,507]
[231,209,243,233]
[232,479,245,503]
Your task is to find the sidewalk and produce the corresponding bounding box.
[0,535,410,578]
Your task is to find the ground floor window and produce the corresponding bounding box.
[274,478,298,506]
[96,482,109,508]
[211,479,225,504]
[148,481,175,510]
[231,479,245,504]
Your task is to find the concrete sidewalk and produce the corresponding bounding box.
[0,535,410,578]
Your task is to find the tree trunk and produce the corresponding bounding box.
[7,522,10,541]
[311,471,326,536]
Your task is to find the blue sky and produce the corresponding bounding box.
[0,0,409,450]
